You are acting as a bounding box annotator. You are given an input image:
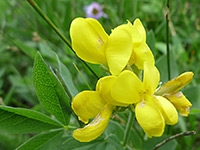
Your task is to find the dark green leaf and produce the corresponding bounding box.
[16,129,64,150]
[33,52,71,125]
[0,106,63,134]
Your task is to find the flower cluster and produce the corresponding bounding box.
[70,17,193,142]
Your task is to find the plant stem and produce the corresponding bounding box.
[27,0,99,79]
[153,131,196,150]
[122,107,134,147]
[27,0,71,49]
[166,0,171,80]
[73,63,92,90]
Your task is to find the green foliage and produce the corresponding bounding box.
[143,135,178,150]
[0,106,63,133]
[0,0,200,149]
[33,52,71,125]
[16,130,64,150]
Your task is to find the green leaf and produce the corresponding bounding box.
[53,136,102,150]
[16,129,64,150]
[54,134,124,150]
[38,42,56,59]
[156,50,179,83]
[147,30,156,57]
[172,35,185,59]
[105,120,124,141]
[0,106,63,134]
[56,55,78,96]
[155,42,166,55]
[105,134,124,150]
[143,135,178,150]
[33,52,71,125]
[183,85,200,109]
[0,131,29,150]
[190,108,200,114]
[129,127,143,149]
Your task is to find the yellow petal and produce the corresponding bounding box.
[133,18,146,42]
[135,95,165,138]
[70,17,108,65]
[73,104,114,142]
[111,70,143,104]
[130,26,143,47]
[72,91,105,124]
[165,92,192,116]
[106,23,133,75]
[128,19,154,69]
[96,76,128,106]
[143,61,160,95]
[129,44,155,70]
[155,72,194,95]
[155,96,178,125]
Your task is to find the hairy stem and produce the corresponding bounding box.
[27,0,99,79]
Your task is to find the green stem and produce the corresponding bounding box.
[73,63,92,90]
[27,0,99,80]
[123,107,134,147]
[166,0,171,80]
[27,0,71,49]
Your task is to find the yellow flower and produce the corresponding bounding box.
[155,72,193,116]
[70,17,154,75]
[110,62,179,137]
[72,61,193,140]
[73,103,114,142]
[72,76,119,142]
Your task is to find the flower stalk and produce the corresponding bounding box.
[27,0,99,79]
[122,106,134,147]
[166,0,171,80]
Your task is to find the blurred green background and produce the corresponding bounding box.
[0,0,199,149]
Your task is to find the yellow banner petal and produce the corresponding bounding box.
[133,18,146,42]
[111,70,143,104]
[70,17,108,65]
[155,72,194,95]
[129,44,155,70]
[165,92,192,116]
[106,23,133,75]
[155,96,178,125]
[72,91,105,124]
[128,19,155,70]
[73,104,114,142]
[143,62,160,95]
[135,95,165,138]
